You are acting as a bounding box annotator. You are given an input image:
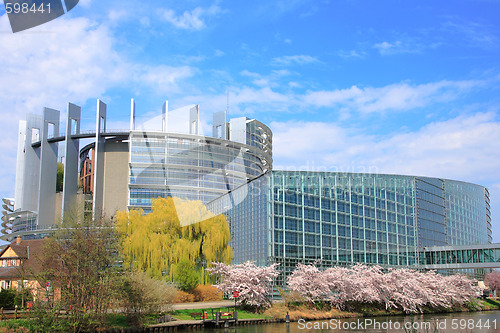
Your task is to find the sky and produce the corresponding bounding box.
[0,0,499,242]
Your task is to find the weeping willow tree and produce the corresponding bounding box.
[116,197,232,283]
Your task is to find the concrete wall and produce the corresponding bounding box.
[102,141,129,218]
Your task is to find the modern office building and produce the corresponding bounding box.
[2,100,497,281]
[2,100,272,238]
[208,171,494,283]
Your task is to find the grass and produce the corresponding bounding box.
[170,307,273,320]
[0,318,31,332]
[103,314,129,329]
[265,302,357,321]
[475,298,500,310]
[263,297,500,322]
[0,313,163,332]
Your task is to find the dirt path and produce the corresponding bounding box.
[171,300,235,310]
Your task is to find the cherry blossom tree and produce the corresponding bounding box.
[287,263,479,313]
[484,271,500,297]
[286,263,329,302]
[208,261,279,308]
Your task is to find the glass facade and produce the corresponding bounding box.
[210,171,492,286]
[207,175,269,266]
[445,180,491,245]
[128,131,272,212]
[415,177,447,247]
[268,172,419,286]
[422,246,500,267]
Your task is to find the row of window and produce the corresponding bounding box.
[274,190,414,207]
[273,231,415,247]
[1,259,19,267]
[272,246,417,265]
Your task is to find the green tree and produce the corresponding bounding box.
[116,197,232,281]
[175,258,199,292]
[56,162,64,192]
[30,209,119,332]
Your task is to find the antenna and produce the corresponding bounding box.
[226,90,229,113]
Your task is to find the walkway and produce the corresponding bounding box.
[171,300,234,310]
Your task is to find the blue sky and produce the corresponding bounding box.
[0,0,499,242]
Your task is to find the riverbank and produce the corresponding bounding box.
[263,297,500,322]
[135,299,500,332]
[1,298,498,332]
[151,297,500,329]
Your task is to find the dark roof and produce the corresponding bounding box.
[0,239,48,279]
[0,239,46,259]
[0,267,22,279]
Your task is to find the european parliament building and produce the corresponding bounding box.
[2,100,498,282]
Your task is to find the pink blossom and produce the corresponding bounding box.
[208,261,280,308]
[287,263,479,313]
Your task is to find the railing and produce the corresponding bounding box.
[47,129,130,139]
[421,244,500,269]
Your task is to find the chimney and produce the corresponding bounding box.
[16,236,21,245]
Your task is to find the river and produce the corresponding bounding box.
[187,310,500,332]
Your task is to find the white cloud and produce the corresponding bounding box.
[140,17,151,27]
[161,5,222,30]
[174,76,489,122]
[443,21,499,50]
[274,32,292,44]
[78,0,92,8]
[271,113,500,241]
[373,37,443,56]
[338,49,365,59]
[373,40,428,55]
[133,65,194,95]
[240,69,292,88]
[374,41,400,54]
[108,9,129,22]
[272,54,319,66]
[0,14,195,198]
[303,80,481,113]
[272,112,500,184]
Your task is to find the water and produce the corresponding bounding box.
[194,310,500,332]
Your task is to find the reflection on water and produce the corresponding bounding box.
[188,310,500,333]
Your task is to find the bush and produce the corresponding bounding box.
[174,259,199,292]
[172,290,195,303]
[24,302,95,333]
[119,271,177,326]
[277,287,304,309]
[192,285,222,302]
[14,288,33,309]
[0,289,16,309]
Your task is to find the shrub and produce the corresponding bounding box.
[14,288,33,309]
[192,285,222,302]
[277,287,304,308]
[0,289,16,309]
[119,271,177,325]
[172,290,195,303]
[174,258,199,292]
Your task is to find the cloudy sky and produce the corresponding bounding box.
[1,0,499,242]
